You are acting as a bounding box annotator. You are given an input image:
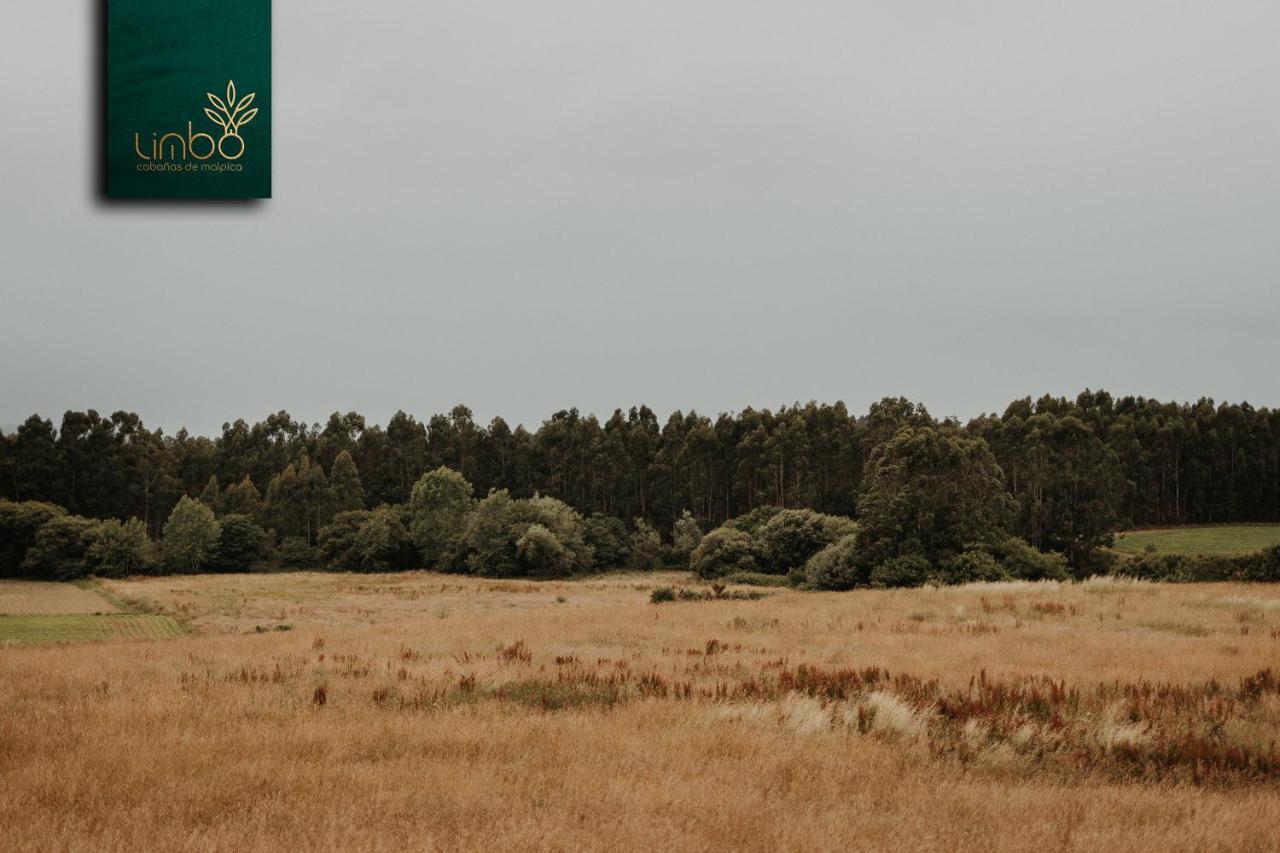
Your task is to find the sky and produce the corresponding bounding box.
[2,1,1278,436]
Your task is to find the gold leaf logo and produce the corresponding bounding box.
[203,80,258,159]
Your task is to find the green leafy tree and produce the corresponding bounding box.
[199,475,223,515]
[319,507,413,571]
[0,499,67,577]
[627,518,664,569]
[88,517,155,577]
[161,495,222,573]
[856,426,1015,573]
[211,514,271,571]
[671,510,703,562]
[21,515,96,580]
[265,454,330,546]
[457,491,519,576]
[408,467,475,568]
[221,475,264,519]
[329,450,366,512]
[584,514,629,569]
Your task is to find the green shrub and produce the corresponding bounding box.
[720,571,791,588]
[690,527,757,578]
[21,516,97,580]
[754,509,853,574]
[722,505,783,536]
[869,554,932,588]
[804,533,866,590]
[515,523,573,575]
[996,537,1070,581]
[87,518,155,577]
[512,495,593,574]
[650,586,676,603]
[945,548,1009,584]
[1117,547,1280,582]
[452,492,593,577]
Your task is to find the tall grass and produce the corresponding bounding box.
[1,571,1279,850]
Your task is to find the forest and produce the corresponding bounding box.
[1,390,1279,581]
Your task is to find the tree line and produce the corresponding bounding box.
[2,390,1278,567]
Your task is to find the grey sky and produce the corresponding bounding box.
[2,1,1278,435]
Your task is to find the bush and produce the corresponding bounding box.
[584,514,629,569]
[276,536,317,568]
[754,509,852,574]
[0,500,67,577]
[87,518,155,577]
[650,586,676,603]
[1118,547,1280,583]
[690,527,757,578]
[944,549,1010,584]
[210,514,271,572]
[996,537,1069,581]
[21,516,96,580]
[723,505,783,536]
[627,519,665,570]
[804,533,866,590]
[515,523,573,575]
[869,554,932,588]
[513,495,593,574]
[720,571,791,588]
[453,492,593,577]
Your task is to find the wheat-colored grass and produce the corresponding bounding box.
[0,579,121,615]
[2,571,1279,851]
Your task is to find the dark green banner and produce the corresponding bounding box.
[106,0,271,199]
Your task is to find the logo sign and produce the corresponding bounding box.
[106,1,271,199]
[132,81,259,170]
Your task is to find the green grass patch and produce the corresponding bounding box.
[1112,525,1280,556]
[0,614,186,646]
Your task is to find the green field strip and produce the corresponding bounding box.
[1113,524,1280,556]
[0,614,187,646]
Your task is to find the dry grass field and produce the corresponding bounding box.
[2,571,1280,851]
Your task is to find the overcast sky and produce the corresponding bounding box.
[1,1,1278,436]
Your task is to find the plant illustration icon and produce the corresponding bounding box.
[203,81,257,160]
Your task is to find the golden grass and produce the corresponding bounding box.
[2,571,1280,851]
[0,579,121,615]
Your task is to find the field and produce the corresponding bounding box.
[1113,524,1280,556]
[0,580,185,646]
[2,572,1280,851]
